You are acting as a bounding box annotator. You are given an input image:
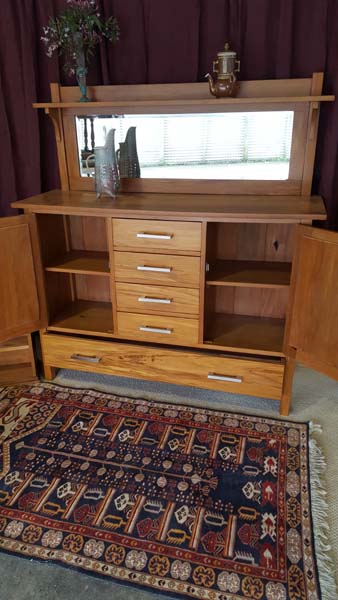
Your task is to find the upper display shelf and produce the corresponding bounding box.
[33,75,335,108]
[33,95,334,109]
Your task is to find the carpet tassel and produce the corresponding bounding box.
[309,422,337,600]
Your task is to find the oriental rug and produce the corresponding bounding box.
[0,382,335,600]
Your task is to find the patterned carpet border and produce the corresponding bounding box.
[0,382,336,600]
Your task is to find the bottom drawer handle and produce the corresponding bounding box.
[139,326,172,335]
[71,354,102,363]
[208,373,242,383]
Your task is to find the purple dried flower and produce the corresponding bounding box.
[42,1,119,75]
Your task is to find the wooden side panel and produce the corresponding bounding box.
[207,285,289,319]
[0,215,47,342]
[286,225,338,380]
[75,274,111,302]
[209,223,296,262]
[69,216,108,251]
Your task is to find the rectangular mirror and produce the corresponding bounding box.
[75,111,294,181]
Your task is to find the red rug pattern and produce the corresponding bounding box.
[0,383,321,599]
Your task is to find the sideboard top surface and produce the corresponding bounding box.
[12,190,327,222]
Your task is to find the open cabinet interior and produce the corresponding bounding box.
[204,222,296,356]
[36,214,113,337]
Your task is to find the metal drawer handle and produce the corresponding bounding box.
[71,354,102,363]
[138,296,172,304]
[139,326,172,335]
[137,233,173,240]
[207,373,242,383]
[137,265,172,273]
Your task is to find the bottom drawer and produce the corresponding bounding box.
[41,334,284,400]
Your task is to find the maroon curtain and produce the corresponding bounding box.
[1,0,338,228]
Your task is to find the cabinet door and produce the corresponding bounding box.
[285,225,338,381]
[0,214,47,342]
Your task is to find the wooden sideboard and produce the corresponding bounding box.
[4,189,337,415]
[1,75,337,414]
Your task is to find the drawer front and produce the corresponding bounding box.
[114,251,200,288]
[113,219,202,253]
[115,282,199,316]
[0,347,31,366]
[41,334,284,401]
[117,312,199,346]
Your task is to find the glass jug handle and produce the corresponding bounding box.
[85,153,95,177]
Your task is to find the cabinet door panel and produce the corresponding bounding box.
[0,215,47,342]
[286,225,338,380]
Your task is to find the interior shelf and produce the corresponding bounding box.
[45,251,110,276]
[204,313,285,356]
[48,300,114,337]
[206,260,292,288]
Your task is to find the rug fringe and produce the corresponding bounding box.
[309,422,337,600]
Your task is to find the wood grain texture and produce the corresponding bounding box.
[0,215,47,342]
[112,219,202,254]
[207,286,289,319]
[116,312,199,346]
[56,78,317,102]
[301,73,324,196]
[74,274,111,302]
[114,251,201,288]
[0,336,30,350]
[48,300,114,337]
[207,223,296,262]
[11,190,327,221]
[68,215,109,251]
[286,225,338,378]
[280,356,295,416]
[40,333,284,401]
[115,282,199,317]
[45,250,110,275]
[204,313,285,356]
[0,364,38,385]
[49,84,69,191]
[206,260,291,288]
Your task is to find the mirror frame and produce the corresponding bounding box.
[43,74,327,196]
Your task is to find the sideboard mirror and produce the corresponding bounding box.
[75,111,294,182]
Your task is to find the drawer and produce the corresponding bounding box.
[116,312,199,346]
[115,282,199,317]
[113,219,202,254]
[41,334,284,401]
[0,347,31,366]
[0,336,31,366]
[114,251,200,288]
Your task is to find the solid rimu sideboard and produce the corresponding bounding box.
[4,188,338,416]
[1,74,338,414]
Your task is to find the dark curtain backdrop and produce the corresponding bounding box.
[1,0,338,228]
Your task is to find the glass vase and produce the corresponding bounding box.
[73,32,90,102]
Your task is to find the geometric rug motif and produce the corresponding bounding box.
[0,383,321,600]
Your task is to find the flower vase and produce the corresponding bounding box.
[73,32,90,102]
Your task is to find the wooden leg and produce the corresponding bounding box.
[43,365,57,380]
[280,357,295,416]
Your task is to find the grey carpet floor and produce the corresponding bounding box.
[0,365,337,599]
